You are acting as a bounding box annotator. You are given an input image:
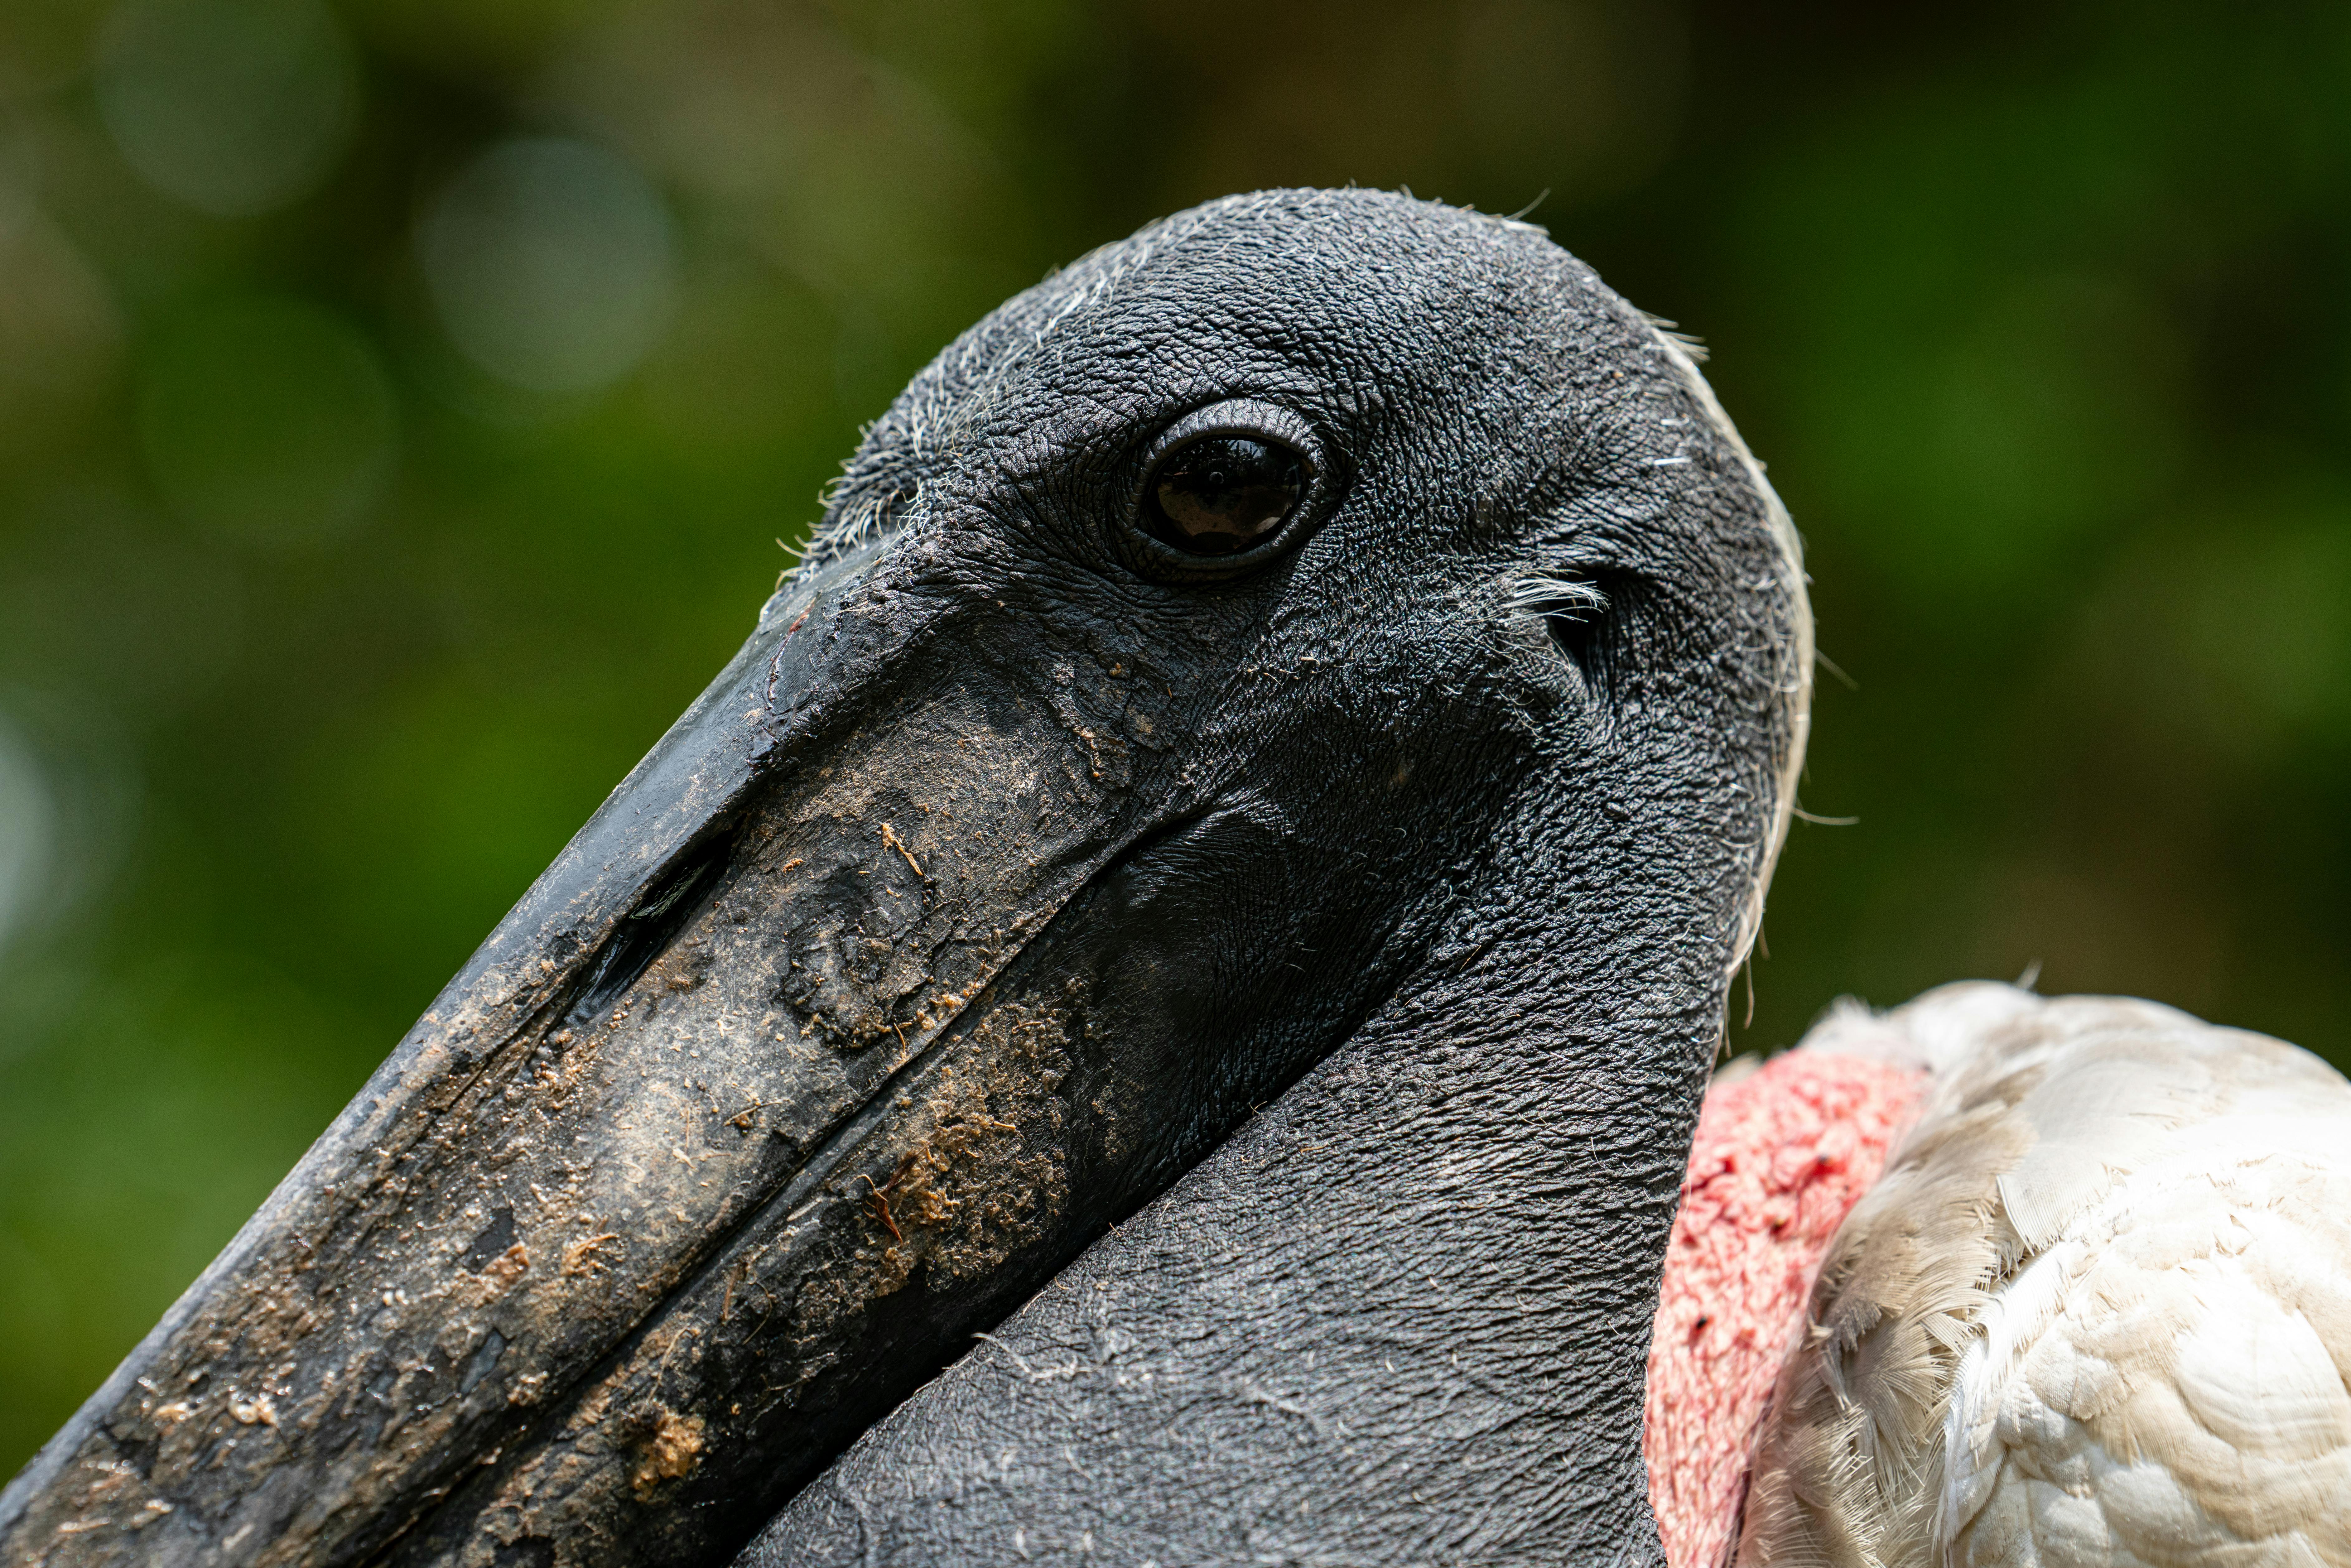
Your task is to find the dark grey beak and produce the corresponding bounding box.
[0,537,1247,1565]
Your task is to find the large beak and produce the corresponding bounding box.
[1,539,1266,1566]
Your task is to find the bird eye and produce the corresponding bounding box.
[1142,435,1307,556]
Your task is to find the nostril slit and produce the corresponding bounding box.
[564,830,736,1027]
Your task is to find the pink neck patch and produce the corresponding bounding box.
[1643,1049,1930,1568]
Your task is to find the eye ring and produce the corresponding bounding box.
[1120,400,1331,581]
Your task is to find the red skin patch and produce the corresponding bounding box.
[1643,1050,1929,1568]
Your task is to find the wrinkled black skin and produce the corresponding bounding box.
[0,191,1799,1568]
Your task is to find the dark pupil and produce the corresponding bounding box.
[1147,436,1304,556]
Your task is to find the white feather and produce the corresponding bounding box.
[1507,571,1609,620]
[1738,984,2351,1568]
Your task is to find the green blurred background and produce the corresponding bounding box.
[3,0,2347,1471]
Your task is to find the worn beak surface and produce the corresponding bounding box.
[0,530,1290,1566]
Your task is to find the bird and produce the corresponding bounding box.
[10,187,2339,1568]
[0,187,1814,1566]
[1643,982,2351,1568]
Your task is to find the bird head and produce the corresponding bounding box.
[1,189,1809,1566]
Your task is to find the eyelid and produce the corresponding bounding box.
[1143,399,1322,467]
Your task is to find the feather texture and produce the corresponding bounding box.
[1646,1041,1932,1568]
[1736,984,2351,1568]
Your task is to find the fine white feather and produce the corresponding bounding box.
[1738,983,2351,1568]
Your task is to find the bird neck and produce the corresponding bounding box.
[1642,1049,1933,1568]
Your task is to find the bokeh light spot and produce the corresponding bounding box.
[0,197,122,459]
[0,719,57,959]
[136,296,397,549]
[96,0,359,217]
[418,137,679,394]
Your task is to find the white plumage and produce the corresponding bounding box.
[1737,984,2351,1568]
